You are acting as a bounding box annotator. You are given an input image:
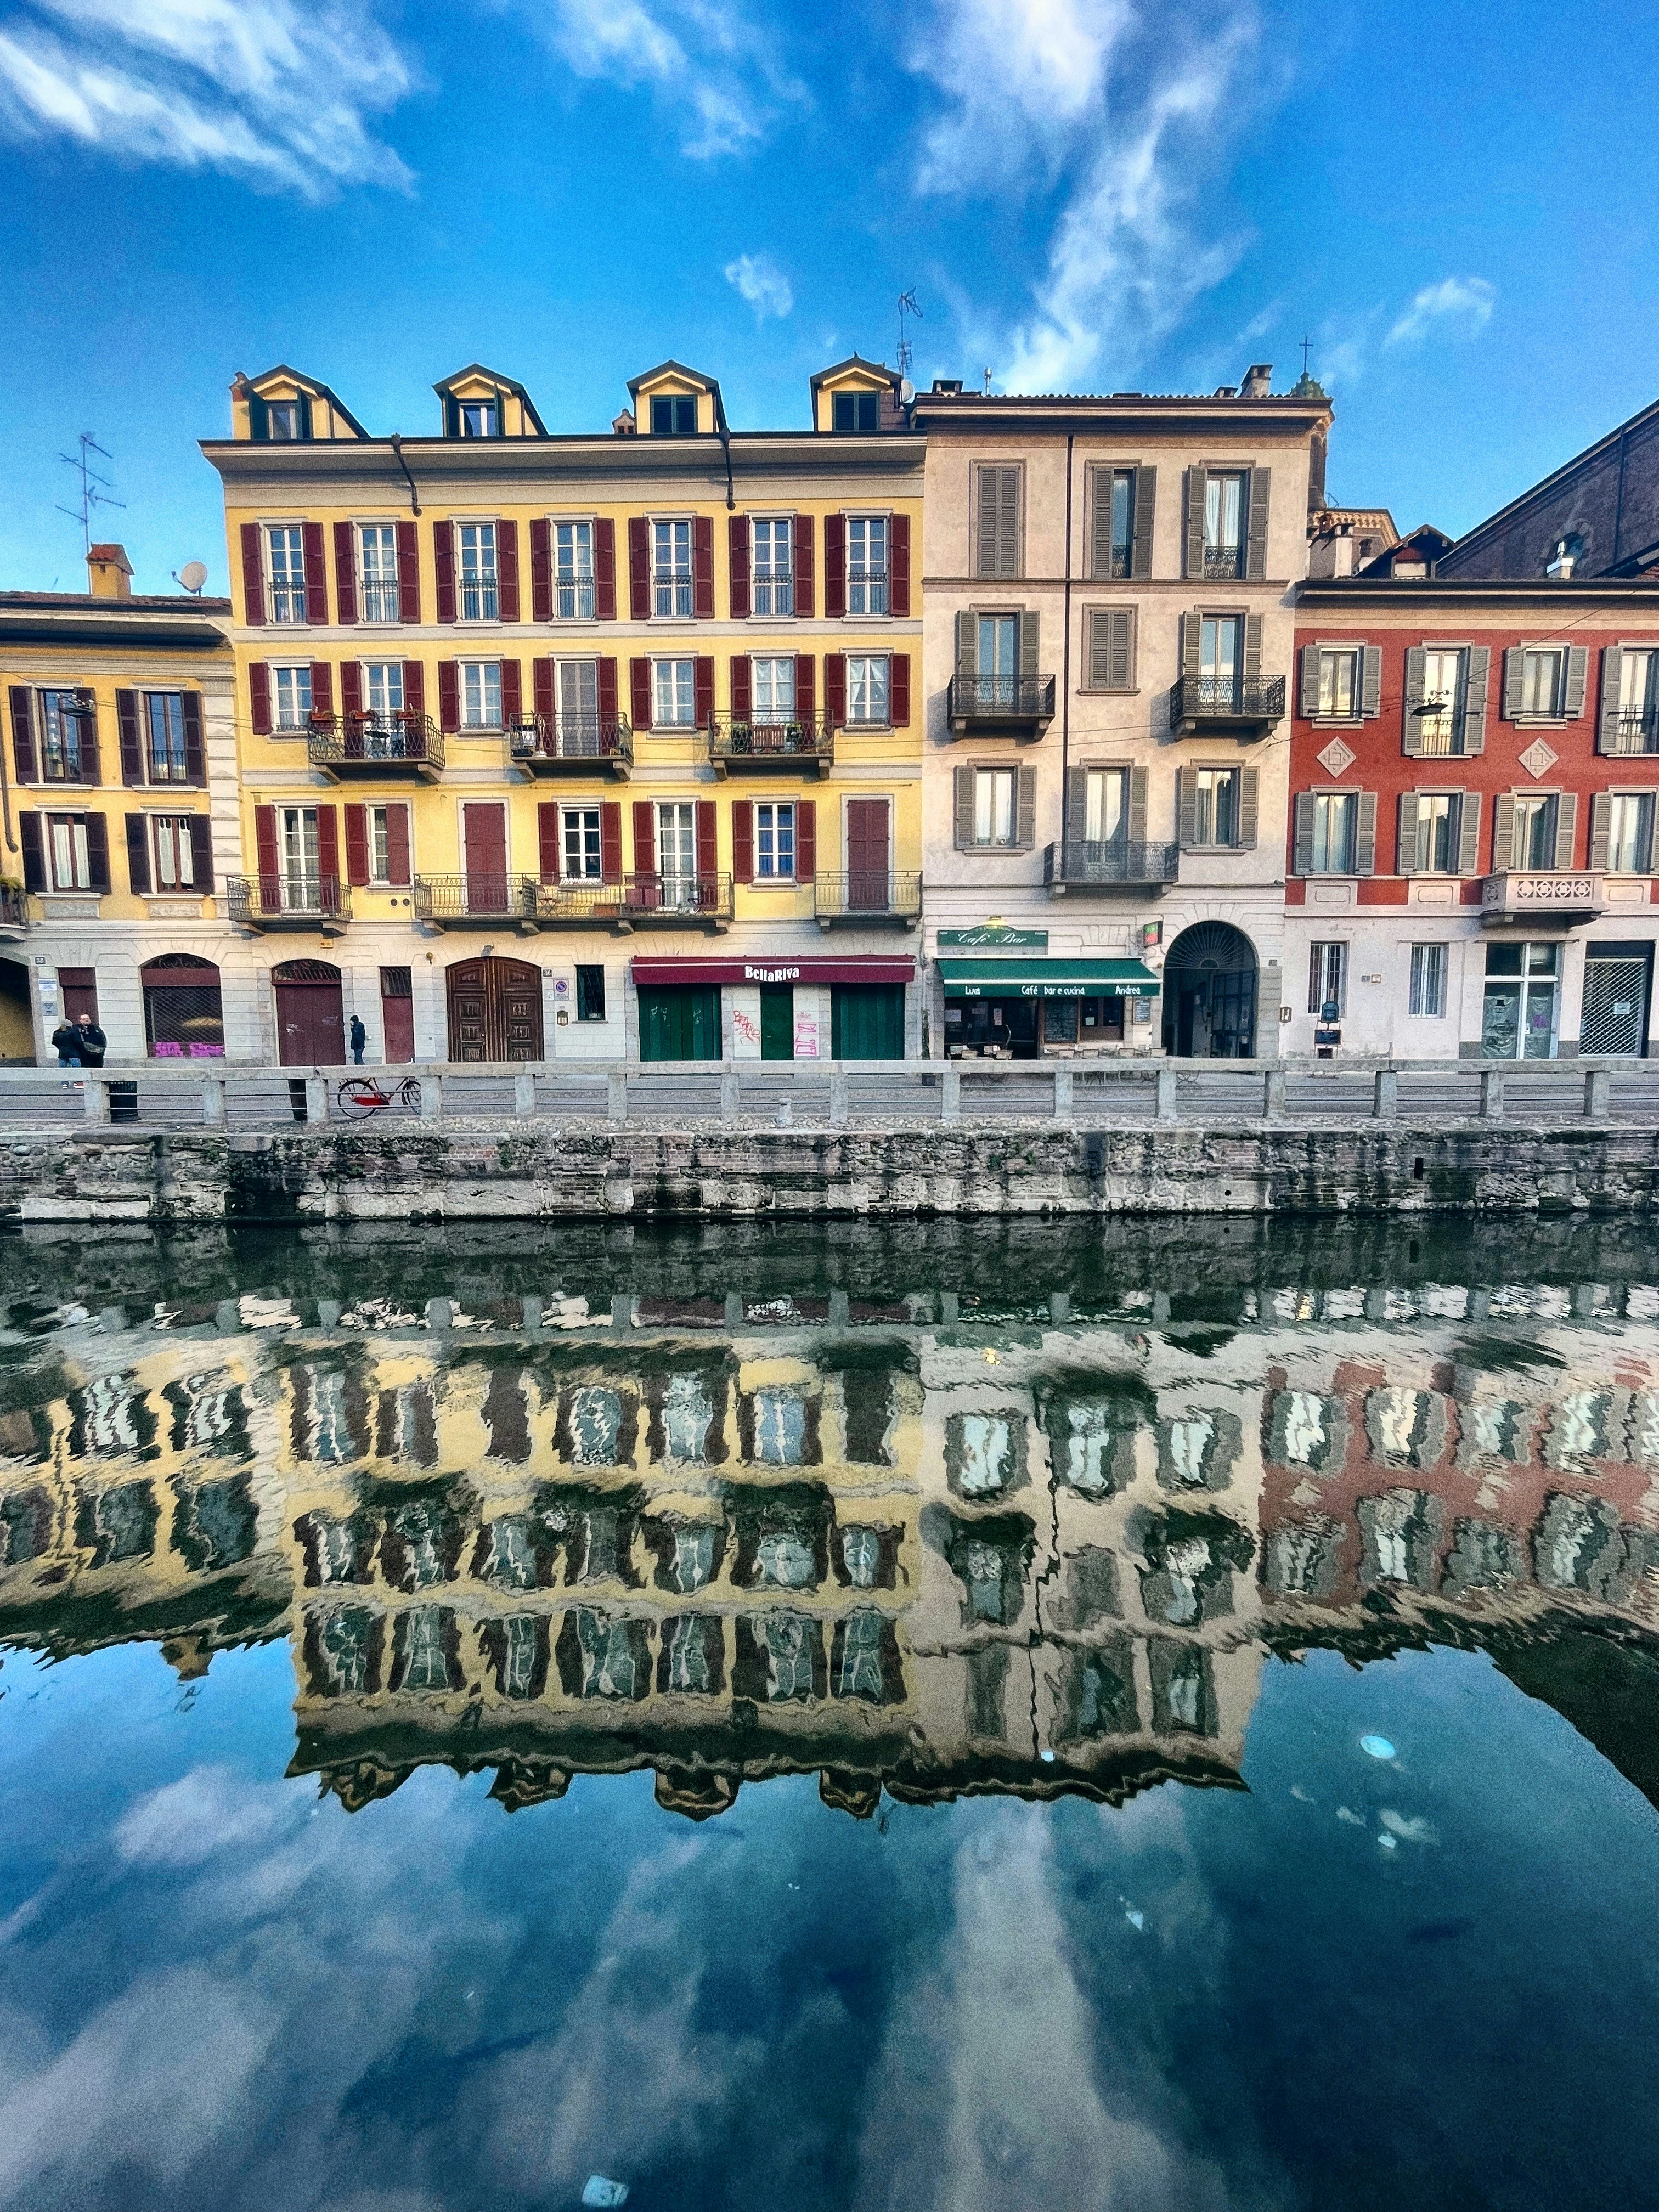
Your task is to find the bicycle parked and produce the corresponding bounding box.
[337,1075,423,1119]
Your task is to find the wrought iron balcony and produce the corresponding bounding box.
[708,715,834,776]
[1043,840,1180,893]
[308,713,445,780]
[619,871,732,926]
[227,875,352,930]
[1168,675,1285,737]
[413,874,538,928]
[414,871,733,931]
[0,883,32,934]
[1202,549,1245,581]
[946,673,1057,737]
[813,872,921,929]
[509,714,634,779]
[845,568,889,616]
[1611,707,1659,755]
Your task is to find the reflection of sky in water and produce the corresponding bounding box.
[751,1388,806,1465]
[3,1641,1658,2211]
[956,1413,1012,1494]
[662,1374,713,1463]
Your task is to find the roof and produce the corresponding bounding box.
[234,365,368,439]
[809,354,901,396]
[0,590,230,612]
[627,358,721,399]
[432,364,548,436]
[1446,390,1659,567]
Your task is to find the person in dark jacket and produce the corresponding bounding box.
[51,1020,81,1066]
[73,1014,107,1067]
[348,1014,367,1064]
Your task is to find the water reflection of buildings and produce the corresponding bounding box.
[3,1281,1658,1816]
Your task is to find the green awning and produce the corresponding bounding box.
[938,957,1160,1000]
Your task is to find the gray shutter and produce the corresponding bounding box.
[1177,768,1198,848]
[1564,645,1589,718]
[1397,792,1421,874]
[976,469,997,578]
[1300,644,1322,716]
[1492,792,1516,872]
[1589,791,1613,869]
[1015,765,1036,849]
[1355,789,1378,876]
[1245,467,1271,580]
[1292,792,1315,874]
[1554,791,1578,871]
[1065,767,1087,855]
[1238,767,1259,850]
[1183,468,1206,579]
[1131,466,1156,578]
[1128,765,1147,845]
[1180,610,1200,682]
[1361,644,1383,719]
[1403,646,1427,755]
[978,466,1019,579]
[1457,792,1481,877]
[1243,613,1263,684]
[956,609,977,678]
[1088,468,1110,580]
[1462,647,1491,756]
[1598,645,1624,753]
[954,764,975,847]
[1110,608,1135,690]
[1088,608,1111,688]
[1502,646,1525,720]
[1019,608,1039,675]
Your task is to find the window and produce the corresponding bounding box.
[459,400,498,438]
[752,657,795,725]
[562,806,603,881]
[1310,791,1356,874]
[1416,647,1466,755]
[144,693,188,781]
[977,466,1020,579]
[367,805,402,883]
[280,806,320,905]
[1607,792,1656,874]
[1409,943,1448,1017]
[1482,941,1559,1060]
[1101,470,1135,579]
[1617,648,1659,751]
[847,656,890,725]
[1087,607,1136,690]
[833,391,880,432]
[974,768,1018,846]
[1412,793,1463,873]
[460,662,501,729]
[1318,647,1360,719]
[847,516,888,614]
[657,803,698,901]
[1512,792,1558,870]
[577,964,606,1020]
[557,659,598,744]
[653,520,693,618]
[1190,766,1240,847]
[1199,614,1243,708]
[266,526,306,623]
[755,802,795,879]
[359,525,398,624]
[653,658,696,726]
[266,400,302,441]
[272,666,312,732]
[1308,941,1346,1015]
[978,613,1019,705]
[651,396,697,435]
[1517,646,1565,718]
[1204,472,1246,579]
[1085,767,1128,847]
[38,690,85,780]
[752,518,793,616]
[554,522,594,620]
[363,663,404,719]
[457,524,498,621]
[47,815,92,890]
[151,815,198,891]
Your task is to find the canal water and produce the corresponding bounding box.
[2,1216,1658,2212]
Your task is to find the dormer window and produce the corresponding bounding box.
[651,396,697,435]
[267,400,303,441]
[833,391,881,432]
[459,400,498,438]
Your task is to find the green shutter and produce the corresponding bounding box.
[832,984,904,1060]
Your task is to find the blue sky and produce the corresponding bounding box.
[1,0,1655,594]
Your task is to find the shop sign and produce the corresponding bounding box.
[938,925,1049,949]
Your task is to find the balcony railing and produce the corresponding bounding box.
[813,872,921,928]
[1611,707,1659,755]
[618,871,732,922]
[1168,675,1285,735]
[1480,870,1606,923]
[414,874,534,926]
[509,714,634,776]
[1202,549,1244,581]
[653,570,693,618]
[308,713,445,778]
[708,715,834,775]
[227,876,352,929]
[552,578,595,621]
[0,884,32,932]
[946,673,1057,735]
[1043,840,1181,890]
[414,872,734,929]
[458,577,498,623]
[847,569,888,616]
[358,579,400,624]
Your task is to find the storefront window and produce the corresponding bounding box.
[1482,942,1558,1060]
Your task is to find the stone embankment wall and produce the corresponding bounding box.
[4,1118,1659,1224]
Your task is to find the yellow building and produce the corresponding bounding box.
[204,356,924,1066]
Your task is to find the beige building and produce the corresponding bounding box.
[912,366,1331,1060]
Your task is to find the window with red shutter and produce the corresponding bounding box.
[731,800,754,883]
[402,662,426,715]
[501,658,522,727]
[396,520,421,623]
[249,665,272,737]
[628,518,650,620]
[116,690,143,785]
[889,513,911,616]
[823,653,847,725]
[694,657,714,729]
[598,657,619,732]
[600,800,622,884]
[496,519,521,621]
[341,664,363,716]
[631,657,652,730]
[823,514,846,618]
[695,799,717,882]
[793,514,815,618]
[9,687,36,783]
[240,523,266,627]
[530,520,552,622]
[693,516,715,619]
[795,654,816,723]
[632,799,656,878]
[538,802,559,882]
[534,658,555,722]
[433,521,456,623]
[345,803,370,887]
[316,805,340,893]
[595,517,617,620]
[302,522,328,624]
[384,804,411,885]
[438,662,460,733]
[334,521,358,625]
[890,653,911,727]
[255,804,280,899]
[730,655,752,722]
[795,799,816,883]
[310,663,334,718]
[728,515,751,619]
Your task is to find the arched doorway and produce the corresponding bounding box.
[1161,923,1257,1059]
[141,955,225,1059]
[446,956,543,1062]
[273,959,344,1066]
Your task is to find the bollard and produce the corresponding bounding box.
[304,1076,328,1126]
[720,1069,741,1124]
[941,1062,961,1125]
[830,1070,849,1126]
[1262,1068,1286,1119]
[201,1077,227,1126]
[420,1073,443,1121]
[82,1078,109,1124]
[1373,1068,1398,1119]
[1154,1065,1177,1122]
[514,1070,537,1117]
[1584,1068,1611,1119]
[1052,1066,1074,1125]
[607,1070,628,1126]
[1479,1068,1504,1121]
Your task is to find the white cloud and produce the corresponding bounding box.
[724,250,793,320]
[0,0,415,199]
[529,0,805,160]
[1384,275,1496,349]
[911,1,1263,393]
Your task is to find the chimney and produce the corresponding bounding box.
[1240,362,1273,398]
[87,543,133,600]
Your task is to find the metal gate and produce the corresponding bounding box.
[1582,945,1652,1057]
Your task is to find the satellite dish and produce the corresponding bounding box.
[178,561,208,594]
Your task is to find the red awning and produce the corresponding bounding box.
[630,955,914,987]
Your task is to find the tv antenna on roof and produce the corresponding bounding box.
[896,289,922,385]
[56,432,124,555]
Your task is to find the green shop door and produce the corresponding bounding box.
[832,983,905,1059]
[760,985,794,1060]
[639,985,722,1061]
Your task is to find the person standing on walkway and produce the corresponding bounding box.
[51,1019,81,1066]
[348,1013,367,1065]
[74,1013,107,1068]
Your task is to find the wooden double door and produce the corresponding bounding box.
[446,956,543,1062]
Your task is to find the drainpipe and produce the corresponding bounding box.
[389,434,421,516]
[713,392,736,510]
[1059,432,1075,873]
[0,720,14,854]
